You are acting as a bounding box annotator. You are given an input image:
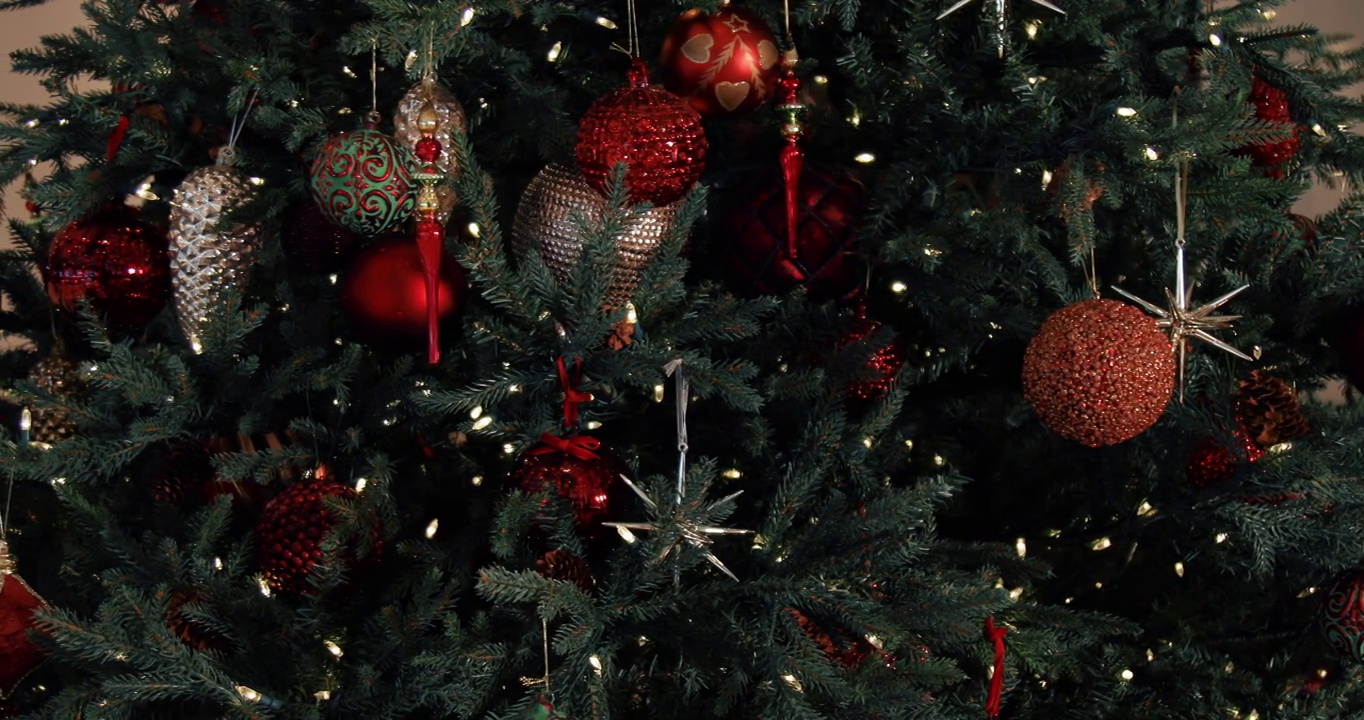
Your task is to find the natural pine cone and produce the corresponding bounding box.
[153,441,214,506]
[26,354,89,445]
[1236,371,1310,447]
[787,608,869,668]
[535,549,594,592]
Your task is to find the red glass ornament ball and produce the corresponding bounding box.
[340,234,467,345]
[660,6,781,117]
[282,202,363,274]
[0,572,47,698]
[576,60,708,206]
[1246,77,1301,168]
[514,439,629,538]
[724,166,865,303]
[1021,299,1175,447]
[44,204,171,333]
[1323,570,1364,663]
[255,474,381,595]
[1186,426,1265,488]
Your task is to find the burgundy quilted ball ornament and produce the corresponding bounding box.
[1245,76,1301,172]
[1322,570,1364,663]
[255,466,382,595]
[1022,298,1176,447]
[660,4,781,117]
[514,434,629,539]
[576,58,708,206]
[725,166,865,303]
[0,539,47,699]
[44,204,171,333]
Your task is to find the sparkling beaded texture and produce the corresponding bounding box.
[169,164,260,348]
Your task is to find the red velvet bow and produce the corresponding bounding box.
[984,617,1009,719]
[531,433,601,461]
[557,356,592,429]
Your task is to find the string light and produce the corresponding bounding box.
[354,477,368,492]
[1115,107,1137,117]
[1215,532,1228,544]
[891,281,908,293]
[1015,538,1027,557]
[854,152,876,164]
[470,475,484,487]
[1090,537,1112,551]
[324,640,344,658]
[472,416,493,431]
[547,41,564,62]
[467,222,481,238]
[425,519,440,538]
[1174,561,1185,577]
[594,16,618,29]
[460,7,475,25]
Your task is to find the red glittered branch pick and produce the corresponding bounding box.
[777,51,806,262]
[555,356,592,429]
[984,617,1009,719]
[532,432,601,461]
[106,115,131,163]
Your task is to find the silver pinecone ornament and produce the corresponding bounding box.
[169,148,260,351]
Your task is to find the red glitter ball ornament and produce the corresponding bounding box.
[44,204,171,333]
[660,6,781,117]
[838,310,904,402]
[1022,299,1176,447]
[0,545,47,699]
[725,166,865,303]
[1245,76,1301,169]
[576,58,707,206]
[1186,426,1265,488]
[255,468,382,595]
[514,436,629,538]
[340,234,467,346]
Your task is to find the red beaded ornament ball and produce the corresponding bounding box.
[725,167,865,303]
[660,6,781,117]
[1022,299,1176,447]
[1246,76,1301,169]
[838,313,905,402]
[44,204,171,333]
[576,59,707,206]
[255,470,381,595]
[340,234,467,345]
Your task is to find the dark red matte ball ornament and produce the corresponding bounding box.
[44,204,171,333]
[282,202,363,274]
[340,234,467,345]
[576,58,708,206]
[725,166,865,303]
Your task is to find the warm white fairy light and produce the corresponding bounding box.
[502,443,517,455]
[653,384,666,402]
[354,477,368,493]
[461,7,475,25]
[854,152,876,164]
[547,41,563,62]
[341,65,357,78]
[1215,532,1228,544]
[594,16,617,29]
[781,674,804,692]
[1041,169,1054,187]
[1120,669,1134,681]
[425,519,440,539]
[213,557,224,571]
[1116,107,1137,117]
[1144,146,1160,161]
[722,468,742,480]
[1174,562,1185,577]
[1015,538,1027,557]
[589,655,603,675]
[466,222,481,238]
[891,281,908,293]
[257,577,272,597]
[472,416,493,431]
[1136,501,1156,517]
[324,640,344,658]
[615,526,638,544]
[1091,537,1112,551]
[236,686,262,702]
[470,475,483,487]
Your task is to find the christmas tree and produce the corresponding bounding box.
[3,0,1364,717]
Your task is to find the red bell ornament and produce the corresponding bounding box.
[660,5,781,117]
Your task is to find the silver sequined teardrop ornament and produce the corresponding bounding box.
[511,164,681,309]
[393,80,466,225]
[169,149,260,351]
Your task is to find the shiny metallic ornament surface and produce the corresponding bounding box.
[169,156,260,351]
[393,80,466,225]
[512,164,680,308]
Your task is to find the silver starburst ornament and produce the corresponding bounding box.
[1112,171,1251,401]
[169,147,260,352]
[603,360,751,583]
[937,0,1064,58]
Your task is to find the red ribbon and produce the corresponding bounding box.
[984,618,1008,719]
[556,356,592,429]
[531,432,600,461]
[779,70,804,263]
[415,217,444,365]
[106,115,130,163]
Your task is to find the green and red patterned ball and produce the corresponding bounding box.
[308,125,415,237]
[1322,570,1364,662]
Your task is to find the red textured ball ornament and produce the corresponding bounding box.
[255,469,381,595]
[340,234,467,345]
[44,204,171,333]
[514,436,629,539]
[725,167,865,303]
[0,545,47,699]
[660,6,781,117]
[1022,299,1176,447]
[1245,76,1301,170]
[838,311,905,402]
[576,58,707,206]
[1186,426,1265,488]
[1323,570,1364,663]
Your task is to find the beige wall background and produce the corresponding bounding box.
[0,0,1358,219]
